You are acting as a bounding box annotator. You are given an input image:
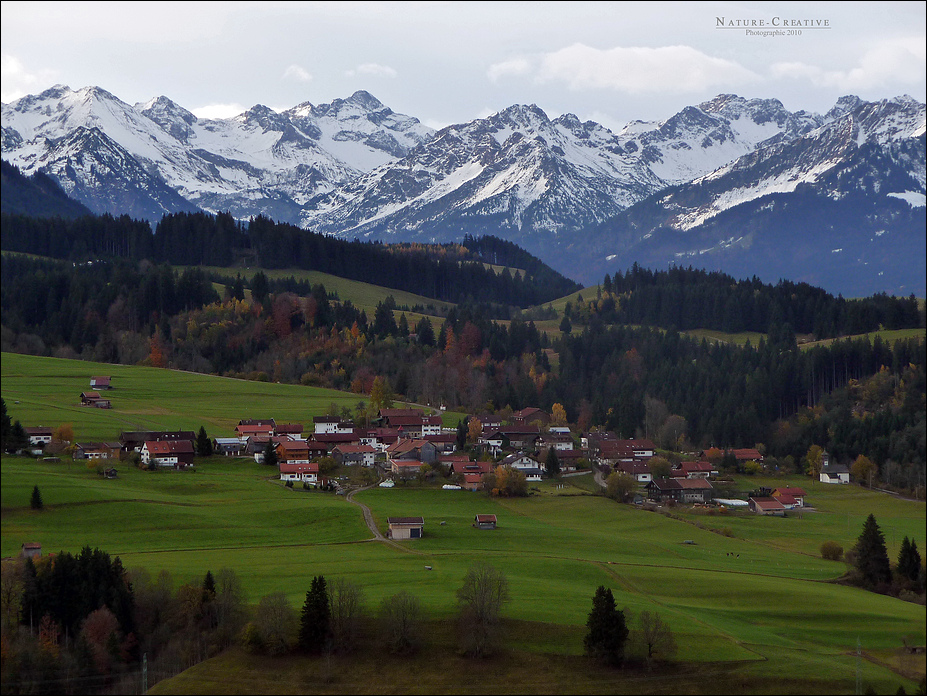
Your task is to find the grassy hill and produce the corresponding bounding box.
[1,354,924,694]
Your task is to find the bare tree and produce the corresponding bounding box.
[254,592,298,655]
[633,610,678,669]
[456,562,510,657]
[213,568,248,648]
[329,577,365,653]
[0,558,24,633]
[380,590,422,654]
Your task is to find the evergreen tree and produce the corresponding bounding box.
[415,316,435,346]
[584,585,628,666]
[203,570,217,602]
[853,514,893,588]
[0,398,11,451]
[299,575,331,654]
[897,537,922,582]
[545,447,561,479]
[251,271,269,304]
[9,420,29,454]
[30,485,43,510]
[456,419,468,452]
[263,440,278,467]
[196,426,213,457]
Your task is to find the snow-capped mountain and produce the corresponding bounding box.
[2,85,433,223]
[576,96,926,296]
[304,94,828,242]
[2,86,924,295]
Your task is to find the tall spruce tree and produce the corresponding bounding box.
[196,426,213,457]
[583,586,629,666]
[853,514,893,588]
[897,537,922,582]
[545,447,561,479]
[299,575,331,654]
[30,485,43,510]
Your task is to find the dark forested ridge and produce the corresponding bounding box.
[0,160,93,220]
[571,265,923,339]
[0,210,580,308]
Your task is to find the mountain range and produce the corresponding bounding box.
[3,85,924,296]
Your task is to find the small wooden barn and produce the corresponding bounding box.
[387,517,425,540]
[474,514,497,530]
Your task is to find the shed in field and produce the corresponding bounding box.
[474,514,497,530]
[387,517,425,540]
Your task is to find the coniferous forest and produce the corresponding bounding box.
[1,207,925,489]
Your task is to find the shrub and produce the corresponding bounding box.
[820,540,844,561]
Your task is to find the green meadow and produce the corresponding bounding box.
[1,353,925,694]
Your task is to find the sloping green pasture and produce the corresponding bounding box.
[1,351,369,441]
[3,454,923,692]
[1,354,924,693]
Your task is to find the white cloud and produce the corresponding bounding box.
[1,54,57,102]
[535,44,759,93]
[345,63,397,78]
[769,37,926,91]
[487,58,533,83]
[191,103,247,119]
[283,64,313,83]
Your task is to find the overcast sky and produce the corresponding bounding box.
[2,1,924,131]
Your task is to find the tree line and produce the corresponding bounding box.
[571,264,923,339]
[0,210,579,308]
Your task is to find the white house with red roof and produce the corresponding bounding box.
[141,440,195,468]
[279,461,323,486]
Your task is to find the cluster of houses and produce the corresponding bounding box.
[22,389,841,516]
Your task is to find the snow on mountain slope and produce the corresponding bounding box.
[2,85,434,224]
[2,86,923,295]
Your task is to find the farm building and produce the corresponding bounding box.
[749,497,787,516]
[89,376,112,390]
[387,517,425,540]
[772,487,807,507]
[24,427,53,447]
[80,391,111,408]
[21,542,41,558]
[474,514,497,530]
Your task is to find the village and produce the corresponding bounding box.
[18,374,856,535]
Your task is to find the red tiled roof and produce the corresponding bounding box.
[750,497,785,510]
[388,517,424,525]
[475,514,497,523]
[279,462,319,474]
[773,487,806,497]
[145,440,194,455]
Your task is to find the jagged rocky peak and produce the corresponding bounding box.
[138,95,197,141]
[139,95,196,124]
[345,89,386,111]
[309,90,387,118]
[826,95,865,121]
[237,104,291,131]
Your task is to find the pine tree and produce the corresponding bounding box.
[30,485,43,510]
[196,426,213,457]
[853,514,892,588]
[545,447,560,479]
[898,537,922,582]
[263,440,278,467]
[299,575,331,654]
[203,570,216,601]
[584,586,629,666]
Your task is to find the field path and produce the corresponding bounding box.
[345,482,422,555]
